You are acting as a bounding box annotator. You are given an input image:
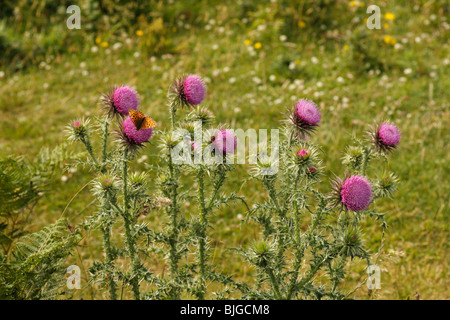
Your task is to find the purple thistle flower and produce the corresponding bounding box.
[184,75,206,105]
[116,117,153,155]
[340,175,372,212]
[169,74,206,108]
[288,98,321,138]
[296,99,321,125]
[113,86,140,115]
[379,122,401,147]
[122,116,153,145]
[370,121,401,154]
[101,85,140,118]
[213,129,237,154]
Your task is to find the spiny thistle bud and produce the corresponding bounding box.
[342,146,364,171]
[334,227,367,259]
[370,121,401,154]
[66,118,90,143]
[373,172,399,199]
[91,174,121,198]
[188,106,215,126]
[288,98,321,138]
[101,85,140,119]
[159,132,183,151]
[329,174,372,212]
[169,74,206,108]
[180,122,196,139]
[250,241,276,268]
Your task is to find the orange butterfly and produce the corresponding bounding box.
[129,109,157,130]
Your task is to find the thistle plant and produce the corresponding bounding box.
[67,85,154,300]
[235,99,401,300]
[64,77,400,301]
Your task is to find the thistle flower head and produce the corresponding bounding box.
[370,121,401,154]
[116,116,153,155]
[329,174,372,212]
[169,74,206,108]
[212,129,237,155]
[296,99,321,125]
[341,175,372,211]
[66,118,90,142]
[101,85,140,118]
[288,98,321,137]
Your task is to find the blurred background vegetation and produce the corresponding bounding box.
[0,0,448,299]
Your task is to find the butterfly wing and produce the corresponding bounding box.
[129,109,145,130]
[140,116,157,129]
[128,109,156,130]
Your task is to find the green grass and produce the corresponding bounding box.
[0,0,448,299]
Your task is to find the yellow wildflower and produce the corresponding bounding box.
[385,13,395,20]
[95,37,101,45]
[244,39,253,46]
[344,45,349,51]
[298,21,306,28]
[254,42,262,49]
[383,35,397,45]
[136,30,144,37]
[100,41,109,48]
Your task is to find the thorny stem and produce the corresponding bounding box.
[121,148,141,300]
[360,146,370,176]
[101,216,118,300]
[286,201,304,300]
[206,166,227,211]
[101,120,109,167]
[82,136,100,170]
[262,178,285,274]
[197,168,207,299]
[169,101,176,130]
[167,115,180,299]
[266,267,283,300]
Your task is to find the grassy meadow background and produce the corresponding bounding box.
[0,0,448,299]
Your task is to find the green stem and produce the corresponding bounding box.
[197,168,207,300]
[206,167,226,211]
[266,267,283,300]
[82,136,100,169]
[101,221,118,300]
[101,120,109,166]
[170,102,176,130]
[121,148,141,300]
[360,146,370,176]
